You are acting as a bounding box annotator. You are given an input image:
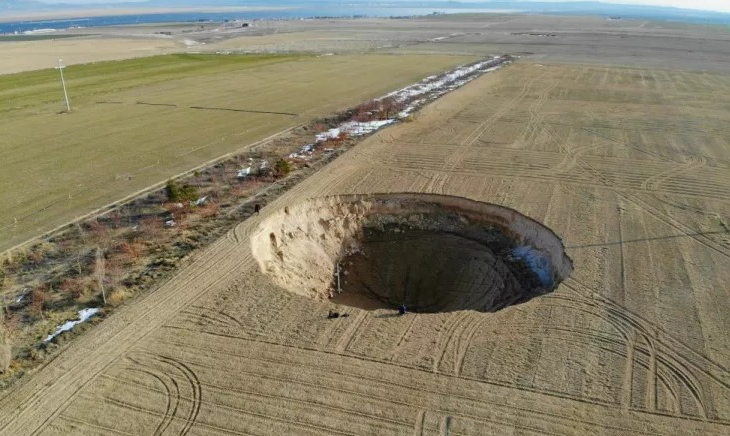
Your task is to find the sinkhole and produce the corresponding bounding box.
[251,194,573,313]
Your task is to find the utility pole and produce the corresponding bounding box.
[56,59,71,112]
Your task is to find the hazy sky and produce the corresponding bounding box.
[33,0,730,13]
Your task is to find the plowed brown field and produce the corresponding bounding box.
[2,61,730,435]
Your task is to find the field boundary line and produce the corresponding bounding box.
[0,122,307,257]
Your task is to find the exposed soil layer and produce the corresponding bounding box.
[252,194,573,313]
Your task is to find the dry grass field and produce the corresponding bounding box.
[2,58,730,435]
[6,13,729,75]
[0,38,180,75]
[0,52,474,253]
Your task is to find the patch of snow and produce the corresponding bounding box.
[303,57,510,155]
[511,246,553,287]
[315,128,341,142]
[193,196,208,206]
[340,120,394,136]
[383,57,509,104]
[165,219,176,227]
[44,308,100,343]
[237,167,252,178]
[289,143,318,160]
[183,39,204,47]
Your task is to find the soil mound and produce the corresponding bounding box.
[251,194,572,313]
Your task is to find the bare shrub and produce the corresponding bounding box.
[116,241,146,265]
[198,202,220,218]
[231,179,265,198]
[104,259,125,294]
[380,96,402,119]
[139,216,164,238]
[25,242,57,267]
[2,312,20,339]
[59,277,88,301]
[354,100,379,122]
[109,213,122,229]
[29,288,46,318]
[28,249,45,266]
[86,220,114,249]
[163,202,193,222]
[107,288,131,306]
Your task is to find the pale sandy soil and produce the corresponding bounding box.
[1,61,729,435]
[0,38,180,74]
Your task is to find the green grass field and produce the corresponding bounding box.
[0,53,475,252]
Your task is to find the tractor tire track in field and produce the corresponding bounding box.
[146,330,730,434]
[0,233,244,436]
[123,347,421,435]
[56,415,136,436]
[112,368,413,435]
[432,312,470,373]
[561,280,724,419]
[521,79,560,148]
[539,116,730,260]
[423,70,545,195]
[548,289,668,412]
[179,305,244,331]
[453,315,488,377]
[412,410,426,436]
[387,315,420,362]
[123,366,180,436]
[127,352,202,435]
[333,310,368,354]
[641,155,707,192]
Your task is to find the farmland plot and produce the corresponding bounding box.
[2,62,730,435]
[0,53,474,252]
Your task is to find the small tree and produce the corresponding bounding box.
[166,180,199,203]
[274,159,292,178]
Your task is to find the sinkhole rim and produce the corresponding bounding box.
[251,193,574,314]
